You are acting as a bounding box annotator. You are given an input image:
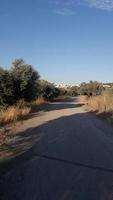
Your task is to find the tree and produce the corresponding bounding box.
[0,67,14,106]
[10,59,40,101]
[79,82,88,95]
[66,86,78,96]
[79,81,103,96]
[40,80,60,100]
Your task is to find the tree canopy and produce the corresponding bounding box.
[79,81,103,96]
[10,59,40,101]
[0,59,40,106]
[0,59,60,107]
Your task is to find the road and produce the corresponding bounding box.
[1,98,113,200]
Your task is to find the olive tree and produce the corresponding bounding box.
[10,59,40,101]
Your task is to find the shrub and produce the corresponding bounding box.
[40,80,60,100]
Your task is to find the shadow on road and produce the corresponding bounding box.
[1,105,113,174]
[0,111,89,174]
[1,101,113,200]
[23,101,85,122]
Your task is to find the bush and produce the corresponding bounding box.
[0,67,15,106]
[40,80,60,100]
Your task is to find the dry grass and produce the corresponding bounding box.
[0,96,45,126]
[30,96,46,106]
[87,92,113,114]
[79,95,89,104]
[0,96,46,146]
[0,106,31,126]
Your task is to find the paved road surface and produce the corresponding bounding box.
[1,98,113,200]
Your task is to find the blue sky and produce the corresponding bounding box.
[0,0,113,84]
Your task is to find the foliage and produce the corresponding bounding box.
[58,88,67,96]
[0,67,14,106]
[66,86,78,96]
[10,59,40,101]
[79,81,103,96]
[0,58,105,110]
[40,80,60,100]
[0,59,41,107]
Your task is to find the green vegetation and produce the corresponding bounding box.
[10,59,40,102]
[0,67,14,106]
[0,58,112,128]
[0,59,40,106]
[40,80,60,100]
[58,81,104,97]
[0,58,60,108]
[65,86,78,97]
[0,58,61,129]
[79,81,104,96]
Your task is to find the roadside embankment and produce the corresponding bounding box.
[0,97,46,145]
[80,92,113,123]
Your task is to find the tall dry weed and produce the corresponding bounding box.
[0,96,45,126]
[79,95,89,104]
[87,92,113,114]
[0,106,31,126]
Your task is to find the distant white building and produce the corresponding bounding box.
[55,83,76,88]
[103,84,111,88]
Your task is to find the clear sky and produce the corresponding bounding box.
[0,0,113,84]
